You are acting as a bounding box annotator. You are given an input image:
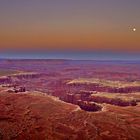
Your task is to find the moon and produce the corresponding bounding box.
[133,28,136,32]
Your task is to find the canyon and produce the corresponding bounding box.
[0,59,140,140]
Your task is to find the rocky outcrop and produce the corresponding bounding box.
[90,96,137,106]
[67,83,140,93]
[0,77,12,84]
[0,73,43,85]
[7,87,26,93]
[77,101,102,112]
[59,92,102,112]
[12,73,42,80]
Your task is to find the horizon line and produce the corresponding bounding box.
[0,58,140,62]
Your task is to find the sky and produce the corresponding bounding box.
[0,0,139,59]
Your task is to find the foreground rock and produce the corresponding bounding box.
[0,90,140,140]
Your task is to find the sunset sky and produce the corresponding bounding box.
[0,0,139,59]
